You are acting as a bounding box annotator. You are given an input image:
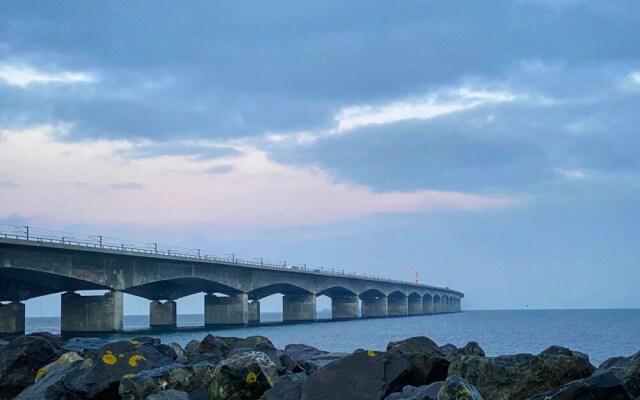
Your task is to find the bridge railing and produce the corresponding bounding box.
[0,224,454,291]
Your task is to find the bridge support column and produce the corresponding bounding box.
[283,294,316,323]
[423,296,434,314]
[331,295,358,320]
[388,296,408,317]
[150,300,177,328]
[249,300,260,325]
[61,291,123,334]
[0,301,25,335]
[205,293,248,327]
[361,296,388,318]
[408,297,423,315]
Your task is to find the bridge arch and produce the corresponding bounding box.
[125,277,243,301]
[0,267,111,301]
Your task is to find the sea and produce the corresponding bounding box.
[24,309,640,367]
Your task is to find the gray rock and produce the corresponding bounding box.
[400,354,449,387]
[387,337,444,358]
[263,373,307,400]
[300,349,411,400]
[439,344,458,357]
[385,382,443,400]
[613,351,640,397]
[538,346,590,362]
[437,376,484,400]
[119,363,218,400]
[598,356,628,370]
[208,351,281,400]
[146,389,190,400]
[448,342,485,360]
[198,335,230,357]
[524,370,632,399]
[14,352,83,400]
[0,335,61,399]
[168,342,188,364]
[448,353,595,400]
[62,337,110,358]
[185,340,201,358]
[302,352,348,374]
[281,344,330,373]
[57,339,176,399]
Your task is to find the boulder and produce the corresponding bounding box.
[437,376,484,400]
[14,352,83,400]
[387,337,444,358]
[29,332,63,350]
[281,344,329,373]
[439,344,457,357]
[262,373,307,400]
[0,335,61,399]
[208,351,281,400]
[146,389,190,399]
[613,351,640,397]
[120,363,218,399]
[300,352,348,374]
[448,342,485,360]
[524,370,632,399]
[448,353,595,400]
[168,342,189,364]
[199,335,230,357]
[227,342,285,369]
[133,337,162,346]
[385,382,443,400]
[300,349,411,400]
[598,356,628,370]
[57,339,176,399]
[538,346,589,362]
[401,354,449,387]
[185,340,201,357]
[232,336,274,351]
[63,337,110,358]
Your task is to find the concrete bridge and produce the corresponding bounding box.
[0,231,464,335]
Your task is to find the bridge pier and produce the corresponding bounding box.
[388,296,408,317]
[150,300,177,328]
[331,295,358,320]
[423,296,434,314]
[361,296,388,318]
[61,291,123,334]
[283,294,316,323]
[0,301,25,335]
[205,293,249,327]
[433,296,442,313]
[408,296,423,315]
[248,300,260,325]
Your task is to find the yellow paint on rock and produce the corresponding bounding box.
[128,354,145,367]
[35,368,47,381]
[102,353,117,365]
[367,350,376,357]
[245,371,257,384]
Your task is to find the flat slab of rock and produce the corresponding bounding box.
[385,382,443,400]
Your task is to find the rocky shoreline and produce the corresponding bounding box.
[0,333,638,400]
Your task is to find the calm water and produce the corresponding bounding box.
[25,309,640,366]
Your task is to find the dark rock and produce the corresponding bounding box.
[439,344,458,357]
[401,354,449,387]
[437,375,484,400]
[14,352,83,400]
[300,349,411,400]
[185,340,201,357]
[133,337,162,346]
[199,335,230,357]
[538,346,589,362]
[63,337,110,358]
[598,356,628,370]
[29,332,63,350]
[152,343,178,362]
[146,389,190,400]
[57,339,176,399]
[227,342,285,369]
[614,351,640,397]
[263,373,307,400]
[0,335,61,399]
[524,370,632,400]
[387,337,444,358]
[300,352,348,374]
[168,342,188,364]
[281,344,329,373]
[188,386,208,400]
[208,351,281,400]
[385,382,443,400]
[448,342,485,360]
[232,336,274,351]
[119,363,218,399]
[448,353,596,400]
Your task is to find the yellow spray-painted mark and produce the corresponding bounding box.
[245,371,257,384]
[456,388,473,399]
[130,340,139,345]
[128,355,145,367]
[367,350,376,357]
[35,368,47,381]
[102,353,117,365]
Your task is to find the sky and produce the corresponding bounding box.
[0,1,639,317]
